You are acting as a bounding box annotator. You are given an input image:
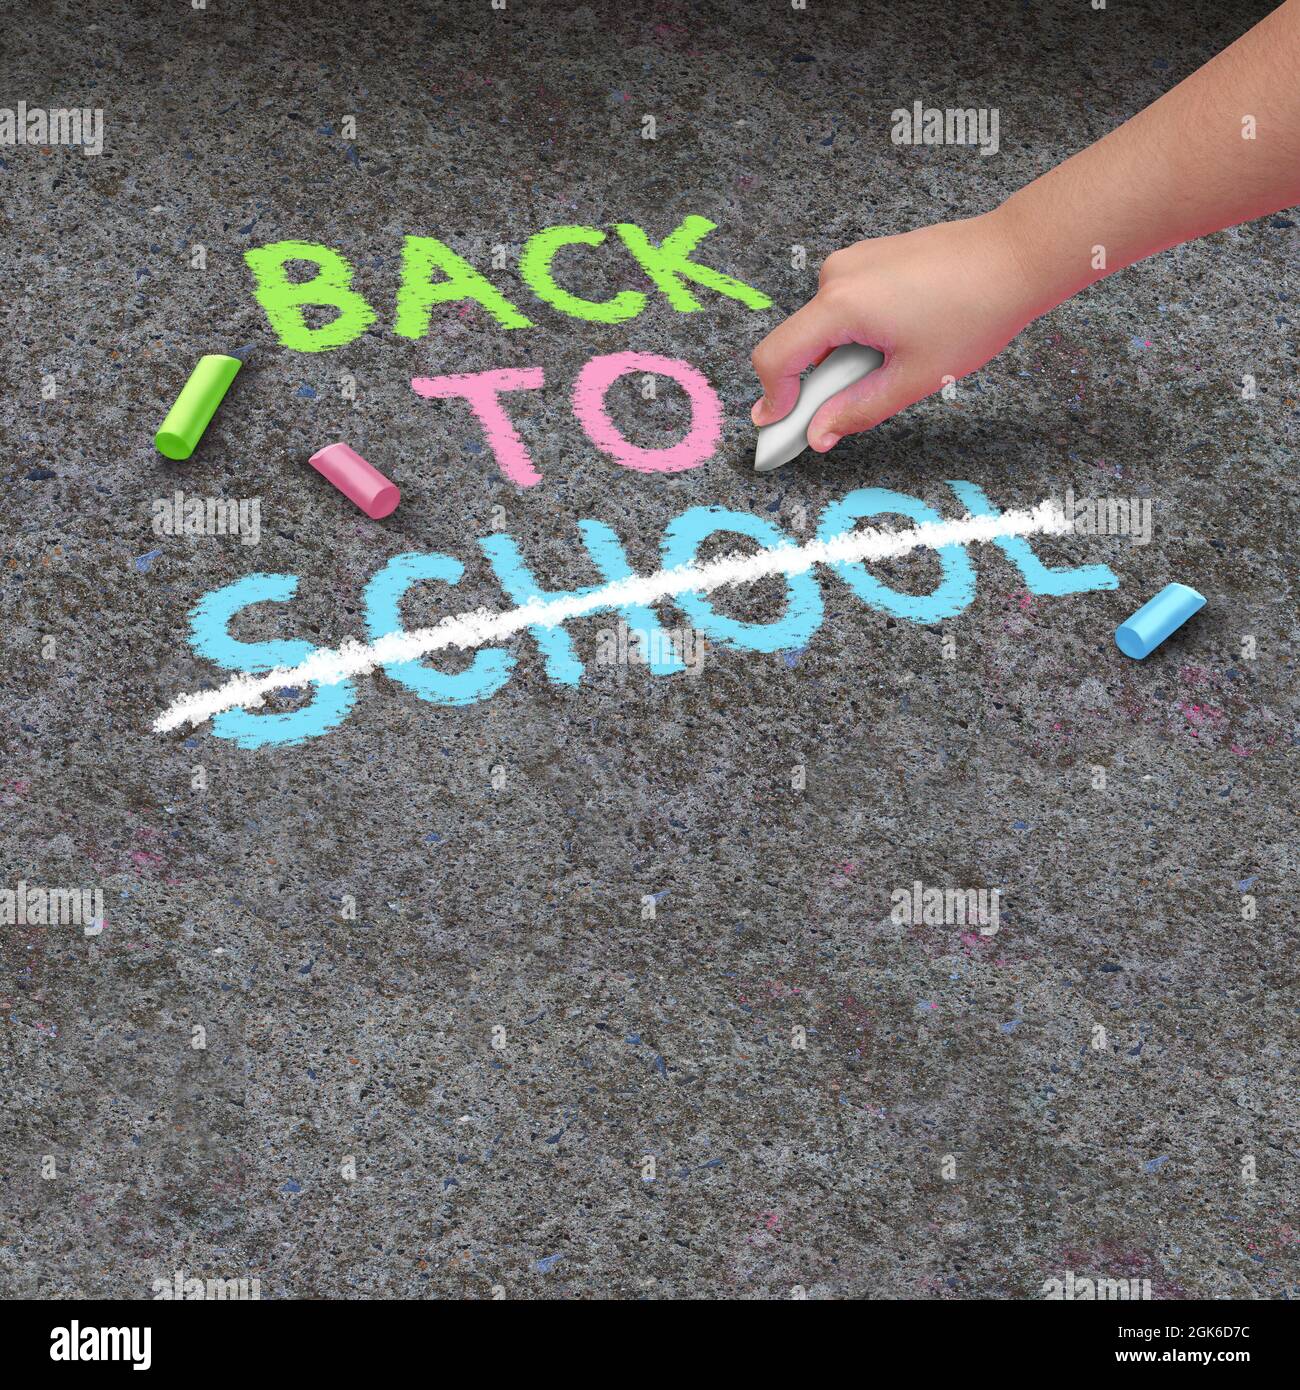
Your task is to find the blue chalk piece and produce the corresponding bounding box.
[1115,583,1206,659]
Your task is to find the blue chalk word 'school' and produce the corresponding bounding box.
[186,481,1118,748]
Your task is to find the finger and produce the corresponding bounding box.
[750,295,850,426]
[806,362,935,450]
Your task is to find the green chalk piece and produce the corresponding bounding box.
[154,354,242,460]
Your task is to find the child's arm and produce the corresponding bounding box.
[751,0,1300,452]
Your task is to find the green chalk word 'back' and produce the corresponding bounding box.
[243,217,772,352]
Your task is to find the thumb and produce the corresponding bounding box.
[807,361,937,450]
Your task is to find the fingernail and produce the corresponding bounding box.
[751,397,770,424]
[814,433,840,452]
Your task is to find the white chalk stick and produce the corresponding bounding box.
[754,343,885,472]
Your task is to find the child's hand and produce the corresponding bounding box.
[752,0,1300,453]
[750,211,1042,452]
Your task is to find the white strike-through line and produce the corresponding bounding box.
[154,499,1068,734]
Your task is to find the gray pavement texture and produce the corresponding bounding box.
[1,0,1297,1300]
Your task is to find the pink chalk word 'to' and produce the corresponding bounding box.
[308,442,400,519]
[572,351,721,474]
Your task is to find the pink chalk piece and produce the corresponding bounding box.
[308,442,400,519]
